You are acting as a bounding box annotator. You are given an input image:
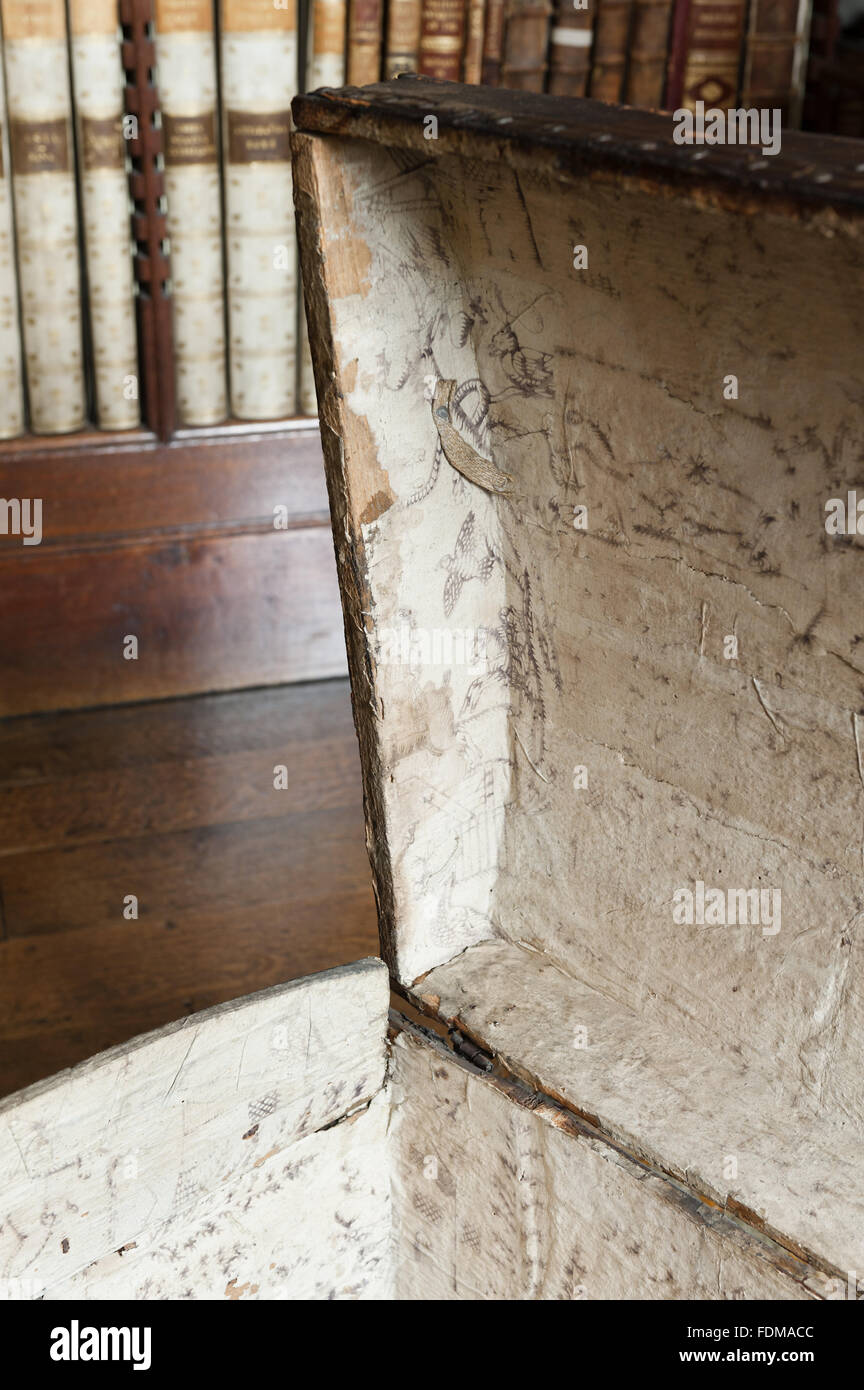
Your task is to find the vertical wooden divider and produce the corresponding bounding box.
[120,0,175,441]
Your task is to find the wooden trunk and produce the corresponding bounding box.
[1,80,862,1301]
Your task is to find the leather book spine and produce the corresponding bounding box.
[418,0,466,80]
[2,0,87,433]
[69,0,140,429]
[665,0,748,110]
[589,0,634,100]
[741,0,813,126]
[481,0,505,81]
[547,0,593,96]
[0,14,25,437]
[463,0,486,80]
[500,0,552,91]
[385,0,421,75]
[347,0,382,83]
[221,0,297,420]
[154,0,227,425]
[625,0,674,106]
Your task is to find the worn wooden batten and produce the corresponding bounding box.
[1,81,862,1300]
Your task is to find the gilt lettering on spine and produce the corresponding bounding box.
[666,0,749,111]
[418,0,466,81]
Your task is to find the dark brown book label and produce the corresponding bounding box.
[80,116,125,172]
[10,118,71,176]
[162,112,218,166]
[226,110,291,165]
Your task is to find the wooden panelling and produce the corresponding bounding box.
[0,420,339,714]
[0,420,328,543]
[0,525,345,716]
[0,681,379,1098]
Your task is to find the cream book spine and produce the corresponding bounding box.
[298,0,346,417]
[0,17,25,438]
[69,0,139,430]
[1,0,85,434]
[221,0,298,420]
[154,0,226,426]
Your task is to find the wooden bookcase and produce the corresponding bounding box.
[0,0,341,719]
[0,421,343,718]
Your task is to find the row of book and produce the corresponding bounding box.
[0,0,321,438]
[0,0,852,440]
[360,0,816,123]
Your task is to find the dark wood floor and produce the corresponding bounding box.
[0,679,379,1099]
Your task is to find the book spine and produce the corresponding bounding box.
[500,0,552,90]
[787,0,814,128]
[154,0,226,426]
[665,0,747,110]
[300,0,347,416]
[625,0,674,106]
[347,0,382,82]
[418,0,465,79]
[221,0,296,421]
[69,0,139,430]
[741,0,813,126]
[481,0,505,82]
[309,0,348,84]
[463,0,486,80]
[589,0,634,100]
[2,0,86,434]
[801,0,838,130]
[385,0,421,75]
[0,18,24,438]
[546,0,593,96]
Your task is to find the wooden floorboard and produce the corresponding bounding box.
[0,680,379,1099]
